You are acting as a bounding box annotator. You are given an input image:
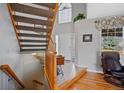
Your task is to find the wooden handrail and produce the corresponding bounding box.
[49,37,56,51]
[45,4,58,90]
[45,37,57,89]
[47,4,58,50]
[50,37,55,45]
[0,64,25,88]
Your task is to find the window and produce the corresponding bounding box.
[101,28,123,51]
[102,28,123,37]
[58,3,72,24]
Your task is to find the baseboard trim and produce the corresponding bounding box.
[87,69,103,74]
[75,64,103,74]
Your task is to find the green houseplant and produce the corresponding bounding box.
[73,13,86,23]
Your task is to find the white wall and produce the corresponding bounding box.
[58,33,72,60]
[22,54,45,90]
[74,19,102,72]
[86,3,124,71]
[87,3,124,19]
[53,3,86,35]
[72,3,87,18]
[52,3,86,61]
[52,3,124,72]
[75,19,124,72]
[0,4,45,90]
[0,4,23,89]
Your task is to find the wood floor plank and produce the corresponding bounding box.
[79,72,106,84]
[66,72,123,90]
[77,79,118,90]
[58,68,87,90]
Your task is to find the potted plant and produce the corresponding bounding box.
[73,13,86,23]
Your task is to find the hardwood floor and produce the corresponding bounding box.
[67,72,124,90]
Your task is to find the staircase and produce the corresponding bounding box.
[7,3,58,52]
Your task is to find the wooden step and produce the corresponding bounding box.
[20,44,47,47]
[13,15,52,26]
[20,49,46,52]
[18,33,47,38]
[19,39,47,43]
[9,3,54,18]
[34,3,56,9]
[16,25,50,33]
[32,80,44,86]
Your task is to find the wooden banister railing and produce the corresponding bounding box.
[45,38,57,89]
[0,64,25,88]
[47,4,58,49]
[44,4,58,90]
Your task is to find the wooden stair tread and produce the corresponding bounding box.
[7,3,58,53]
[21,44,47,47]
[18,33,48,38]
[20,49,46,51]
[34,3,56,9]
[32,80,44,86]
[19,39,47,43]
[16,25,50,33]
[13,15,52,26]
[9,3,54,18]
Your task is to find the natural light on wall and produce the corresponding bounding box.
[58,3,72,24]
[55,35,59,55]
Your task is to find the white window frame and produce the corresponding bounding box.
[58,3,72,24]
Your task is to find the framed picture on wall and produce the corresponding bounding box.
[83,34,92,42]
